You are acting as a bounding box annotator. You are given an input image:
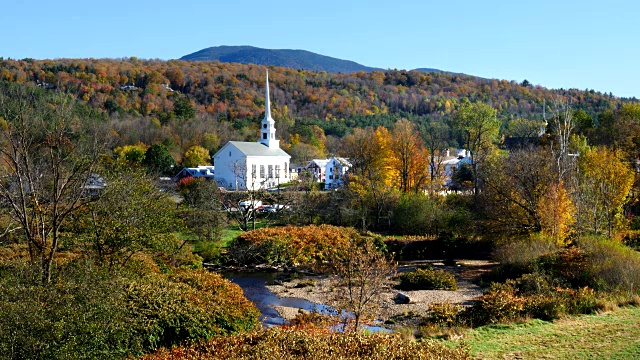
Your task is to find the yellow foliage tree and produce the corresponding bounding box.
[113,142,149,164]
[182,145,211,167]
[578,147,635,237]
[537,182,576,246]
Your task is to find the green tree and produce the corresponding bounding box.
[72,168,178,270]
[173,96,195,119]
[177,177,225,262]
[450,101,500,196]
[143,143,176,176]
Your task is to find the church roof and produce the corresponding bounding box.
[226,141,290,157]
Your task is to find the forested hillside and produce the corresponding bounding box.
[0,57,635,164]
[180,45,380,73]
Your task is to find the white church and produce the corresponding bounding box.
[213,71,291,190]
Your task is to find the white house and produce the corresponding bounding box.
[305,159,330,182]
[440,149,471,187]
[212,71,291,190]
[324,157,351,190]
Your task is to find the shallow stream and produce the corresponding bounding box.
[224,271,390,332]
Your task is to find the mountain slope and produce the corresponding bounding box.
[180,45,381,73]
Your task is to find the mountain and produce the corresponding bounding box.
[180,45,381,73]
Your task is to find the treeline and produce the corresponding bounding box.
[0,57,636,166]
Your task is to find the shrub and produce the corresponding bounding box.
[578,237,640,293]
[226,225,361,267]
[0,256,260,358]
[0,259,144,359]
[464,282,525,326]
[425,302,464,327]
[536,247,592,288]
[398,267,458,291]
[140,327,471,360]
[125,268,260,350]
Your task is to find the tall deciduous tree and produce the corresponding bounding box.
[537,182,576,246]
[390,119,430,193]
[577,147,634,237]
[422,119,451,194]
[451,101,500,196]
[342,127,396,230]
[481,147,556,235]
[0,83,102,284]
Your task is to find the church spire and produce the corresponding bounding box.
[265,70,272,121]
[259,69,279,149]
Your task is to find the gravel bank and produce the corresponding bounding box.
[265,260,494,326]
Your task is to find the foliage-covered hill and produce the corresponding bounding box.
[180,45,381,73]
[0,57,635,163]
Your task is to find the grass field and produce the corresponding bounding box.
[447,307,640,359]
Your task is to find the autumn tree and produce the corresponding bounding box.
[537,182,576,246]
[450,101,500,196]
[176,177,225,262]
[182,145,211,167]
[481,147,556,235]
[577,147,634,237]
[113,142,149,165]
[0,83,102,284]
[342,127,397,230]
[390,119,430,193]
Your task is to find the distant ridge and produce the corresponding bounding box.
[180,45,381,73]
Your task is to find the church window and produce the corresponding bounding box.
[263,124,267,128]
[263,133,267,140]
[251,164,256,178]
[271,133,274,139]
[275,165,280,178]
[284,162,288,175]
[229,151,231,157]
[260,165,265,178]
[268,165,273,178]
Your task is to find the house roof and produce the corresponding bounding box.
[223,141,290,157]
[331,157,352,167]
[307,159,330,168]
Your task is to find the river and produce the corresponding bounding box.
[224,271,391,332]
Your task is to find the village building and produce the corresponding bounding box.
[324,157,351,190]
[174,166,216,181]
[212,71,291,190]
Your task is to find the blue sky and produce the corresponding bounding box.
[1,0,638,97]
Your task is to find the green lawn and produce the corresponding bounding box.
[447,307,640,359]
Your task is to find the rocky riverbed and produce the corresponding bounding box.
[265,260,494,328]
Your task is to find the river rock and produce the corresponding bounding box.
[395,292,411,304]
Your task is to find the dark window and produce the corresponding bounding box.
[260,165,265,178]
[263,124,267,128]
[263,133,267,139]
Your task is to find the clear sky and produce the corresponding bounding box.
[1,0,638,98]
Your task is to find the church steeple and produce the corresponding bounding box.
[259,70,279,149]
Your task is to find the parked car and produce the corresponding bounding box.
[238,200,262,211]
